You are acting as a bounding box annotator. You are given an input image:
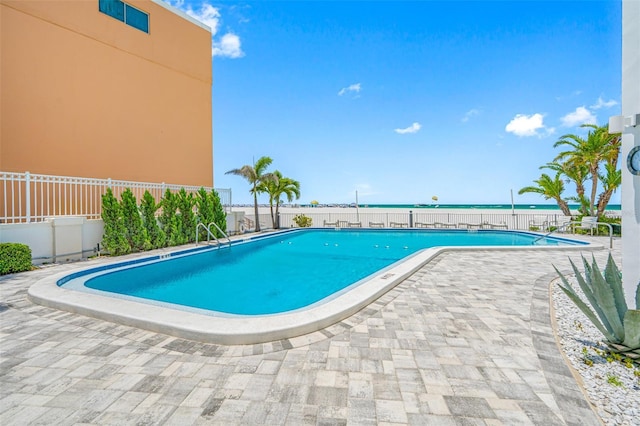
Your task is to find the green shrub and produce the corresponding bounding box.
[177,189,196,244]
[293,214,312,227]
[211,189,228,237]
[596,215,622,236]
[0,243,32,275]
[101,188,130,255]
[121,188,150,251]
[159,189,183,247]
[140,190,166,249]
[196,187,214,241]
[555,254,640,363]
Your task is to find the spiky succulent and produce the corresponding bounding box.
[555,254,640,362]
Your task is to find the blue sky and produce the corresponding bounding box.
[166,0,622,205]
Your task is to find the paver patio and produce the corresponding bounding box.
[0,236,618,425]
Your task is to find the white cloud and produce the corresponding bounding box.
[165,1,244,59]
[338,83,361,96]
[394,122,421,134]
[505,113,550,137]
[590,97,617,110]
[561,106,597,127]
[188,4,221,33]
[461,108,480,123]
[212,33,244,58]
[166,1,220,33]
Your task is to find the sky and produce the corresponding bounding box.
[165,0,622,206]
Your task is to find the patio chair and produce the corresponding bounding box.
[528,218,548,231]
[572,216,598,235]
[369,221,385,228]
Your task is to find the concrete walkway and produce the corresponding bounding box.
[0,236,618,425]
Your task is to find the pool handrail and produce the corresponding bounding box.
[195,222,231,248]
[533,220,613,248]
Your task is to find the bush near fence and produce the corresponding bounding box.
[100,187,227,256]
[0,243,32,275]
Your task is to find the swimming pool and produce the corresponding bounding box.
[29,228,592,344]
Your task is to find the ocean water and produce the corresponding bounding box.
[306,203,622,211]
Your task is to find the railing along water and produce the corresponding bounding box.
[0,171,231,223]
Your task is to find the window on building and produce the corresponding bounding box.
[99,0,149,34]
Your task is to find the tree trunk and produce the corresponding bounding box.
[589,170,598,216]
[597,191,614,218]
[269,199,276,229]
[556,198,572,217]
[253,192,260,232]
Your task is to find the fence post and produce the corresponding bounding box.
[409,210,413,227]
[25,171,31,223]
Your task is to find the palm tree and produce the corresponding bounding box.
[541,160,589,215]
[259,171,301,228]
[225,156,276,232]
[553,124,621,216]
[519,173,571,216]
[596,162,622,217]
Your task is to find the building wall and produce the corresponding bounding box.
[621,0,640,307]
[0,0,213,187]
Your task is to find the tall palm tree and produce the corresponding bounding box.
[225,156,276,232]
[541,160,589,215]
[519,173,571,216]
[553,124,621,216]
[259,171,301,228]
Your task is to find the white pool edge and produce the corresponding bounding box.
[28,241,603,345]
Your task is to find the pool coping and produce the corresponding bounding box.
[27,236,603,345]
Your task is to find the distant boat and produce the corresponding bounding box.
[530,205,536,209]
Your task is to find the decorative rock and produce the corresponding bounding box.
[552,278,640,426]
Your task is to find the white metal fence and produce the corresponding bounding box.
[271,210,621,232]
[0,171,231,223]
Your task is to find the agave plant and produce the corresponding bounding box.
[554,254,640,363]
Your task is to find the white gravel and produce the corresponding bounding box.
[552,278,640,426]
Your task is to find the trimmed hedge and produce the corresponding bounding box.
[102,187,228,257]
[0,243,32,275]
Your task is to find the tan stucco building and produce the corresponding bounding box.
[0,0,213,186]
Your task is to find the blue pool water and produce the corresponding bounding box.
[65,229,582,315]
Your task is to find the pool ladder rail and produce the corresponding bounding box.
[195,222,232,248]
[531,221,613,249]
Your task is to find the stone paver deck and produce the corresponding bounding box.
[0,236,619,425]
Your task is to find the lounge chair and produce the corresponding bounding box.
[488,223,508,229]
[348,221,362,228]
[389,222,408,228]
[323,220,339,227]
[369,221,385,228]
[414,222,436,228]
[438,223,457,229]
[458,222,482,229]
